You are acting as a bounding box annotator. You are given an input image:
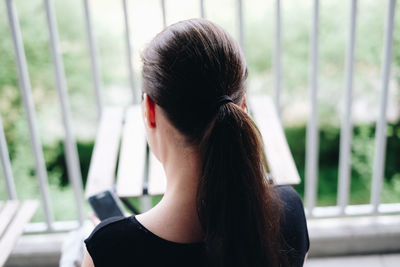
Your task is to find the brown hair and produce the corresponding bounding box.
[142,19,282,267]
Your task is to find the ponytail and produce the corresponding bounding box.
[197,102,282,267]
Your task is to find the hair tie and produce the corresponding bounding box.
[215,95,233,109]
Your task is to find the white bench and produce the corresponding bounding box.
[85,96,300,209]
[0,200,39,266]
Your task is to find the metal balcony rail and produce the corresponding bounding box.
[0,0,399,234]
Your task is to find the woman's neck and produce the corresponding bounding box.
[136,143,204,243]
[163,145,201,200]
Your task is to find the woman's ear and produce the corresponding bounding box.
[241,94,247,112]
[143,93,156,128]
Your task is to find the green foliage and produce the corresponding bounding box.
[286,121,400,206]
[45,141,94,187]
[350,125,374,203]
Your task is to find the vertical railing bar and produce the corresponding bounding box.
[0,115,18,200]
[371,0,396,213]
[161,0,167,28]
[122,0,137,104]
[200,0,205,18]
[237,0,244,50]
[337,0,357,214]
[44,0,85,226]
[305,0,319,216]
[274,0,282,119]
[5,0,54,229]
[83,0,103,120]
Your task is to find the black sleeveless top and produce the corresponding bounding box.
[85,185,309,266]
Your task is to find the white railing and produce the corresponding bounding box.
[0,0,399,234]
[304,0,400,218]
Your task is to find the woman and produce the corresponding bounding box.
[83,19,309,267]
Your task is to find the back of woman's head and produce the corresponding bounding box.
[142,19,282,267]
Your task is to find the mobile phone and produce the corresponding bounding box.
[88,190,125,221]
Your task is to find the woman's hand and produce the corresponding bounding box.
[89,213,101,226]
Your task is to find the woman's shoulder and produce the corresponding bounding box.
[274,185,307,219]
[85,216,132,244]
[275,185,304,208]
[274,185,308,232]
[84,215,156,247]
[274,184,308,227]
[274,185,310,265]
[85,215,206,267]
[84,216,144,265]
[85,216,154,266]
